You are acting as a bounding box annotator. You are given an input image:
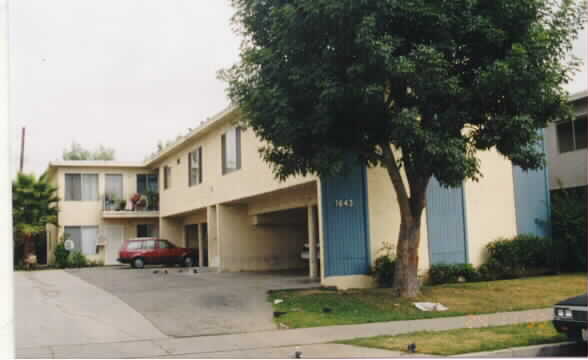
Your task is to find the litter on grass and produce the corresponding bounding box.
[274,299,284,305]
[413,302,448,311]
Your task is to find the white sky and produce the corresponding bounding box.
[8,0,588,176]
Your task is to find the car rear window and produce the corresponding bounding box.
[127,241,142,250]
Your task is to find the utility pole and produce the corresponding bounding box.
[19,126,25,173]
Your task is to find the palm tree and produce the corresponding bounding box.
[12,173,59,264]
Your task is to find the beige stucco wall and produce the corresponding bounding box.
[216,203,307,272]
[463,148,518,267]
[153,112,316,218]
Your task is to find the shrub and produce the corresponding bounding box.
[373,255,396,287]
[550,186,587,272]
[68,251,88,268]
[54,242,70,268]
[428,263,480,285]
[482,234,550,279]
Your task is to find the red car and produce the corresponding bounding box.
[117,238,197,269]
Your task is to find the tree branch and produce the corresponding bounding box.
[381,143,413,220]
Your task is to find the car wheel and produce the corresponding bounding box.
[133,257,145,269]
[182,256,194,267]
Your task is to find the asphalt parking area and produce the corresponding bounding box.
[67,266,318,337]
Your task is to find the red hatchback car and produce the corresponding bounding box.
[118,238,197,269]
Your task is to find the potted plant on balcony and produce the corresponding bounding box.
[117,199,127,211]
[130,193,147,211]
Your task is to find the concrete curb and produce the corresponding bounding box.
[454,341,586,357]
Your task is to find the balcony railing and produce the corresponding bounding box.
[102,192,159,216]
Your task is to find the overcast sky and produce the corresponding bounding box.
[8,0,588,176]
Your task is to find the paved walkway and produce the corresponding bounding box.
[17,308,551,358]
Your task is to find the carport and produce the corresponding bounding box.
[212,181,320,279]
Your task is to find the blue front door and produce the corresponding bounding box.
[321,164,370,276]
[426,177,468,265]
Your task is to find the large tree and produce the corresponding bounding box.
[223,0,586,296]
[12,173,59,264]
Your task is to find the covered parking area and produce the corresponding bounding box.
[161,181,320,279]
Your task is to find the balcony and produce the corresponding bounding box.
[102,192,159,219]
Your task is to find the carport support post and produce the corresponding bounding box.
[197,224,204,267]
[308,205,318,279]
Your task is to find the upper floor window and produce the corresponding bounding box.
[557,115,587,153]
[222,127,241,174]
[105,174,123,200]
[163,166,171,190]
[137,174,158,195]
[189,147,203,186]
[65,173,98,201]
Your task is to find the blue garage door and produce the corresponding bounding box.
[321,164,370,276]
[512,131,550,237]
[426,177,468,265]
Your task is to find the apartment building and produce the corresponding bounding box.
[46,105,551,289]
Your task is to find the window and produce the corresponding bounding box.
[137,174,158,195]
[143,240,156,249]
[105,174,123,200]
[189,147,203,186]
[557,115,588,153]
[163,166,171,189]
[127,241,142,250]
[137,224,157,237]
[64,226,98,255]
[65,174,98,201]
[158,240,175,249]
[222,127,241,174]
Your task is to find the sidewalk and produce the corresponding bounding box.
[17,308,551,358]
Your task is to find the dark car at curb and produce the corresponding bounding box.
[117,237,197,269]
[553,293,587,342]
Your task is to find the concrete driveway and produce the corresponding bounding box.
[66,266,317,337]
[15,270,166,349]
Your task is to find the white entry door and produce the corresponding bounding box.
[103,224,125,265]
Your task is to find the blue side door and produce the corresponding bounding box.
[512,131,550,237]
[426,177,468,265]
[321,164,370,276]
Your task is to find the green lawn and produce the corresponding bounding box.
[269,273,587,328]
[338,321,566,355]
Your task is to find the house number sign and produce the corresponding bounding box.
[335,199,354,208]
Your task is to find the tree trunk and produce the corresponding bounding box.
[23,233,36,262]
[380,143,428,298]
[393,218,422,297]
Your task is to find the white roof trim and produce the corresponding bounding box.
[569,89,588,102]
[144,104,238,166]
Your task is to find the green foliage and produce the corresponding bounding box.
[429,264,481,285]
[373,255,396,288]
[12,173,59,237]
[550,186,587,272]
[54,242,70,269]
[63,142,115,160]
[68,251,88,268]
[223,0,586,183]
[481,234,551,279]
